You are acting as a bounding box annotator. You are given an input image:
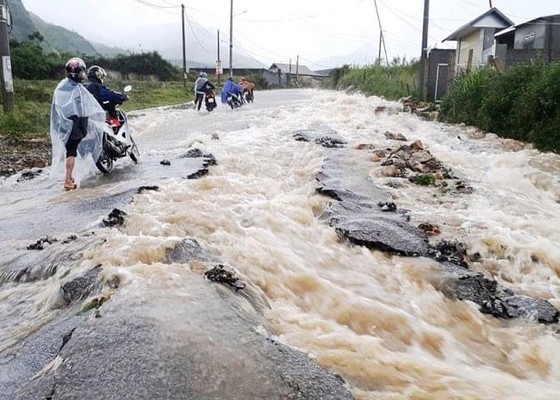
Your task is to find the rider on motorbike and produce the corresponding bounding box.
[85,65,128,127]
[220,76,244,107]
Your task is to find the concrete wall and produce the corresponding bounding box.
[457,30,484,70]
[426,49,455,102]
[504,48,560,66]
[514,23,547,49]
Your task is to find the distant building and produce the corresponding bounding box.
[265,63,327,88]
[443,8,514,73]
[495,14,560,65]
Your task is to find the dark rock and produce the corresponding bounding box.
[378,201,397,212]
[61,265,102,304]
[293,128,346,148]
[27,236,57,250]
[418,222,441,236]
[137,185,160,194]
[102,208,127,227]
[335,217,429,256]
[166,239,213,263]
[314,137,346,148]
[384,131,407,141]
[203,154,217,166]
[17,169,43,182]
[503,295,559,324]
[181,149,203,158]
[204,264,246,292]
[160,159,171,166]
[428,240,468,268]
[186,168,209,179]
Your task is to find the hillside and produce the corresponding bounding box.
[10,0,265,67]
[29,13,99,56]
[9,0,122,58]
[7,0,37,42]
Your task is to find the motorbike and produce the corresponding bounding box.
[243,90,254,103]
[95,85,140,173]
[226,92,244,109]
[205,89,217,112]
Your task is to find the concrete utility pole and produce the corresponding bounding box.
[295,55,299,85]
[373,0,389,67]
[181,4,187,89]
[418,0,430,101]
[0,0,14,113]
[229,0,233,77]
[217,29,221,86]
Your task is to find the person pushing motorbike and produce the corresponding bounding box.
[221,76,244,108]
[239,76,255,102]
[50,58,106,191]
[194,72,216,111]
[85,65,128,127]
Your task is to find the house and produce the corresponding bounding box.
[495,14,560,66]
[264,63,326,87]
[443,8,514,72]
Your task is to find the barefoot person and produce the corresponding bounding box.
[50,58,106,190]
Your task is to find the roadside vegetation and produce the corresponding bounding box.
[324,57,419,100]
[439,58,560,153]
[1,34,263,142]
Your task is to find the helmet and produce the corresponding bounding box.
[65,57,86,81]
[199,72,207,78]
[87,65,107,84]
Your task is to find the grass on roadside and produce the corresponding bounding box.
[0,79,194,142]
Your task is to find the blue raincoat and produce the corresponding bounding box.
[220,80,243,104]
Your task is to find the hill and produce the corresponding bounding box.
[29,13,99,56]
[10,0,265,68]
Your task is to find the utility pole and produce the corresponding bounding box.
[0,0,14,113]
[181,4,187,89]
[418,0,430,101]
[373,0,389,67]
[217,29,221,86]
[229,0,233,77]
[288,58,292,86]
[295,55,299,85]
[377,31,382,64]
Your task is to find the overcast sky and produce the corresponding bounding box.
[21,0,560,68]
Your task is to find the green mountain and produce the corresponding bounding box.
[8,0,124,58]
[7,0,37,42]
[28,13,99,56]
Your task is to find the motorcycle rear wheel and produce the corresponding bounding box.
[96,150,114,173]
[129,139,140,163]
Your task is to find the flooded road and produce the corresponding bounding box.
[1,89,560,399]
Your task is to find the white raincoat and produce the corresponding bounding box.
[50,78,106,183]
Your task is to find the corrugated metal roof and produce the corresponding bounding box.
[443,8,514,42]
[495,14,560,37]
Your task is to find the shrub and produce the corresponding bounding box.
[440,60,560,153]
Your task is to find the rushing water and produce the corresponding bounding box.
[1,89,560,399]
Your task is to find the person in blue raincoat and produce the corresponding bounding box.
[220,77,244,106]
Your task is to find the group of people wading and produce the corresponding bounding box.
[51,58,257,192]
[194,72,255,111]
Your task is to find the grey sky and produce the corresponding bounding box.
[21,0,560,68]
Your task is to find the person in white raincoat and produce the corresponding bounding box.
[50,57,106,191]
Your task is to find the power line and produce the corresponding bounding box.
[184,10,212,53]
[373,0,389,66]
[132,0,178,9]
